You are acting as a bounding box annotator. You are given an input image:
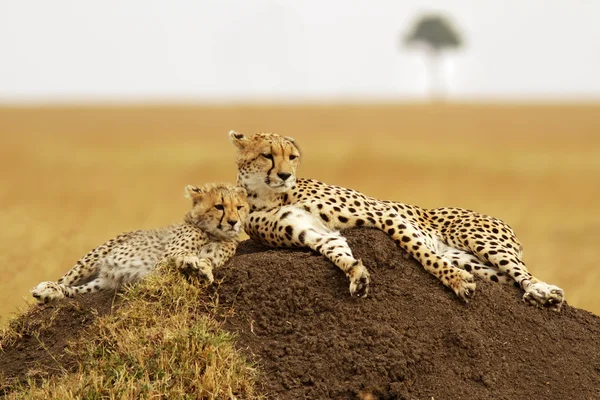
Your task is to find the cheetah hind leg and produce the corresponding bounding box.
[66,277,114,295]
[31,281,73,304]
[474,251,565,311]
[439,246,516,286]
[522,281,564,311]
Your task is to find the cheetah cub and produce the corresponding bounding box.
[229,131,564,311]
[31,183,248,303]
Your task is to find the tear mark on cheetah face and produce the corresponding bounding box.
[185,183,249,240]
[229,131,300,194]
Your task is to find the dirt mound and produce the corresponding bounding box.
[0,290,121,392]
[214,229,600,399]
[2,229,599,399]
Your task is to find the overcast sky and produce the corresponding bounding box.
[0,0,599,103]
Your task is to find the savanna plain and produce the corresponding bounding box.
[0,104,599,324]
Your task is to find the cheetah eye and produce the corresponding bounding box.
[261,153,273,160]
[214,204,224,210]
[289,154,297,160]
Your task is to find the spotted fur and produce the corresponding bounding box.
[229,131,564,310]
[31,183,248,303]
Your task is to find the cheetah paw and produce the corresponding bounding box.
[522,282,564,311]
[30,281,65,304]
[198,265,214,284]
[175,255,214,284]
[448,270,476,302]
[348,260,370,298]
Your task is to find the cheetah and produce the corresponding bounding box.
[228,131,565,311]
[31,183,248,303]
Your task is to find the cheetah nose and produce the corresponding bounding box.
[278,172,291,181]
[227,220,238,227]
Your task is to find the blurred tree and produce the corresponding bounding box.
[404,14,463,100]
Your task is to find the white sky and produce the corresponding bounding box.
[0,0,599,103]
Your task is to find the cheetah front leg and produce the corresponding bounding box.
[162,231,212,283]
[248,206,370,297]
[195,240,238,283]
[174,255,214,283]
[302,227,370,298]
[169,241,238,284]
[167,240,238,283]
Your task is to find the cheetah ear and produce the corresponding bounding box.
[283,136,295,144]
[229,130,250,150]
[234,186,248,199]
[184,185,203,201]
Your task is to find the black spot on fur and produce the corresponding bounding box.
[299,231,306,243]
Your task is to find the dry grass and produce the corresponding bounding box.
[2,263,261,399]
[0,103,599,320]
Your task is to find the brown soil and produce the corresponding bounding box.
[0,290,121,393]
[2,229,599,399]
[214,229,600,400]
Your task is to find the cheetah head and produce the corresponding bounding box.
[185,183,249,239]
[229,131,300,194]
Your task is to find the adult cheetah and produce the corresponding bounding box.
[229,131,564,311]
[31,183,248,303]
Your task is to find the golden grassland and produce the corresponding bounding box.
[0,103,599,322]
